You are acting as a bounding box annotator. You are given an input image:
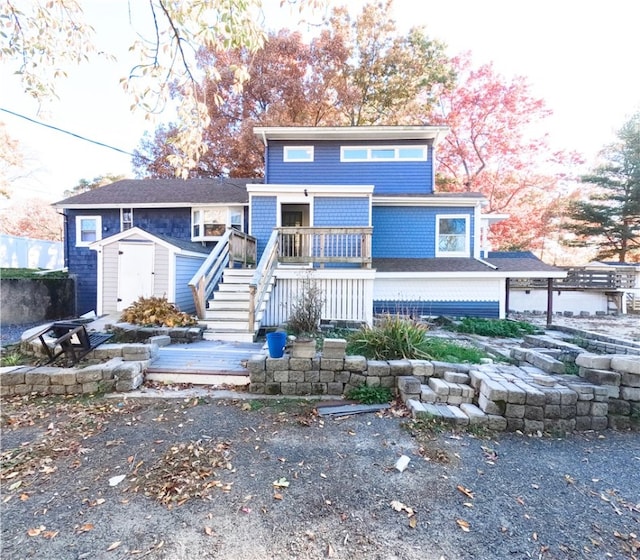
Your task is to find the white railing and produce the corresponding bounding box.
[188,229,256,318]
[248,230,279,332]
[263,269,375,327]
[278,227,372,268]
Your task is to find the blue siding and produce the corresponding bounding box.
[251,196,277,258]
[175,254,206,314]
[267,140,434,195]
[374,300,499,319]
[66,207,202,314]
[314,197,370,226]
[372,206,475,258]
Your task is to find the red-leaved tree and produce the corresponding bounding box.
[430,54,581,253]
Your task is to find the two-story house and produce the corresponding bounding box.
[54,125,565,341]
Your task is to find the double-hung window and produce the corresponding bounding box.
[436,215,469,257]
[75,216,102,247]
[121,208,133,231]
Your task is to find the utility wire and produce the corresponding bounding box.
[0,107,150,161]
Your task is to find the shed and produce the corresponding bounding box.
[89,227,210,316]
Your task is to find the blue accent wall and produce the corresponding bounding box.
[267,140,434,195]
[372,206,475,258]
[374,300,499,319]
[314,197,370,226]
[251,196,277,258]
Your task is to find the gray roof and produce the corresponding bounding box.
[374,253,563,275]
[54,178,257,207]
[486,252,562,273]
[151,232,212,254]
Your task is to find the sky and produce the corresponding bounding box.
[1,0,639,203]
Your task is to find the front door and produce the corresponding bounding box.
[117,242,154,311]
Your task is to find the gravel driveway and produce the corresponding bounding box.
[1,394,639,560]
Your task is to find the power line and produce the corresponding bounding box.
[0,107,149,160]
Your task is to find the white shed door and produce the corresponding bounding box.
[117,242,154,311]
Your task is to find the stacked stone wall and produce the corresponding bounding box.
[249,338,639,433]
[0,343,156,396]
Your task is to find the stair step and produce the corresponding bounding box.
[208,300,251,311]
[217,284,251,293]
[203,330,257,343]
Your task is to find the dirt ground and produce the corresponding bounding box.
[1,392,639,560]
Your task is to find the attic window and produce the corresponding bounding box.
[283,146,314,162]
[341,145,428,162]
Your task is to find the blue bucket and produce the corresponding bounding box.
[266,331,287,358]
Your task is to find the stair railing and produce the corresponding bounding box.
[189,229,257,319]
[248,230,279,333]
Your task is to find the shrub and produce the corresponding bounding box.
[454,318,538,338]
[346,315,433,360]
[287,272,324,338]
[346,385,393,404]
[421,337,486,364]
[120,296,198,327]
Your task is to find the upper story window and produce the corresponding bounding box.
[76,215,102,247]
[192,206,244,240]
[436,214,470,257]
[121,208,133,231]
[341,145,428,162]
[284,146,314,162]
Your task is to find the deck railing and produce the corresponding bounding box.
[278,226,372,268]
[510,267,637,290]
[249,230,279,332]
[188,229,257,318]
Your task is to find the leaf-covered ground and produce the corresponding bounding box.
[1,391,639,560]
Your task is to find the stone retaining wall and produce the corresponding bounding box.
[248,338,639,433]
[0,343,156,396]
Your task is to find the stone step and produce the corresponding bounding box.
[427,378,474,403]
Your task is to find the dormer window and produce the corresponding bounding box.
[284,146,314,162]
[341,145,428,162]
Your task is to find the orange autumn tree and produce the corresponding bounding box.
[430,55,580,254]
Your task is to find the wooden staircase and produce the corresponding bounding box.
[201,268,273,342]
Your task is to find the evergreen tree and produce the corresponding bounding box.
[565,113,640,262]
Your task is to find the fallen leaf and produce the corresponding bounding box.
[409,516,418,528]
[204,526,214,536]
[456,519,470,532]
[516,497,525,506]
[327,543,335,557]
[42,530,58,539]
[9,480,22,491]
[27,526,44,537]
[564,474,575,485]
[273,477,289,488]
[77,523,94,533]
[106,541,121,551]
[20,493,30,501]
[456,485,474,499]
[273,493,283,500]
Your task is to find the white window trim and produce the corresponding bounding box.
[283,146,314,162]
[75,215,102,247]
[435,214,470,258]
[340,145,428,162]
[191,205,244,241]
[121,208,134,231]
